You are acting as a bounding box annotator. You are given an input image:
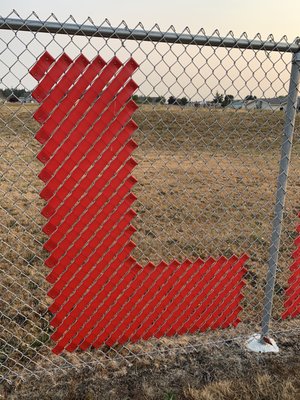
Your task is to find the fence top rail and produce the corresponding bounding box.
[1,16,300,53]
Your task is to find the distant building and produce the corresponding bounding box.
[226,100,245,110]
[255,97,287,111]
[226,97,300,112]
[189,100,208,108]
[19,95,35,104]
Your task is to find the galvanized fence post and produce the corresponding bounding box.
[261,51,300,341]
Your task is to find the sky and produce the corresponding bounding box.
[1,1,299,100]
[2,0,300,42]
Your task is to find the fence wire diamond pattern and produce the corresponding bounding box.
[0,10,300,383]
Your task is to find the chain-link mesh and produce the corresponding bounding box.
[0,10,300,383]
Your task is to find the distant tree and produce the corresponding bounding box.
[222,94,234,107]
[155,96,166,104]
[168,96,177,105]
[212,91,224,104]
[132,95,167,105]
[167,96,189,106]
[0,88,31,102]
[179,97,188,106]
[244,94,257,101]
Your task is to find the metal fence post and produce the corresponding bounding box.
[261,51,300,340]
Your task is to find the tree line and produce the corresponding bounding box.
[1,88,258,106]
[132,93,258,107]
[0,88,32,102]
[132,95,189,106]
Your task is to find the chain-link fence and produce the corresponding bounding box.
[0,10,300,384]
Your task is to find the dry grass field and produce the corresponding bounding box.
[0,103,300,398]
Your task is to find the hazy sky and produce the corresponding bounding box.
[2,0,300,41]
[1,2,299,100]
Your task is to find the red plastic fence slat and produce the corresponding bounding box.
[42,152,132,234]
[46,195,136,272]
[93,261,162,347]
[65,260,150,349]
[39,102,138,185]
[54,256,246,350]
[37,58,134,164]
[46,198,137,291]
[34,54,89,123]
[209,293,244,330]
[221,307,243,329]
[284,304,299,319]
[176,256,239,335]
[51,256,137,338]
[40,58,137,151]
[36,56,106,144]
[39,99,137,209]
[32,52,248,355]
[289,263,300,278]
[194,279,245,332]
[285,275,300,296]
[294,236,300,245]
[42,134,137,210]
[37,57,122,160]
[51,247,136,348]
[284,286,300,308]
[32,53,73,102]
[291,258,300,272]
[282,217,300,319]
[149,259,206,339]
[41,141,137,219]
[290,304,300,318]
[158,260,221,338]
[39,58,138,172]
[188,257,248,333]
[77,265,159,346]
[43,160,137,236]
[164,257,228,337]
[292,247,300,259]
[51,247,137,346]
[49,222,136,316]
[50,216,134,308]
[89,256,244,347]
[98,260,176,345]
[30,51,55,81]
[100,261,178,346]
[43,125,137,238]
[41,116,137,202]
[136,261,194,341]
[105,262,168,347]
[47,177,136,262]
[52,258,137,354]
[88,262,170,349]
[140,261,205,339]
[44,174,137,251]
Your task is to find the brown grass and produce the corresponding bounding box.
[1,333,299,399]
[0,103,300,392]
